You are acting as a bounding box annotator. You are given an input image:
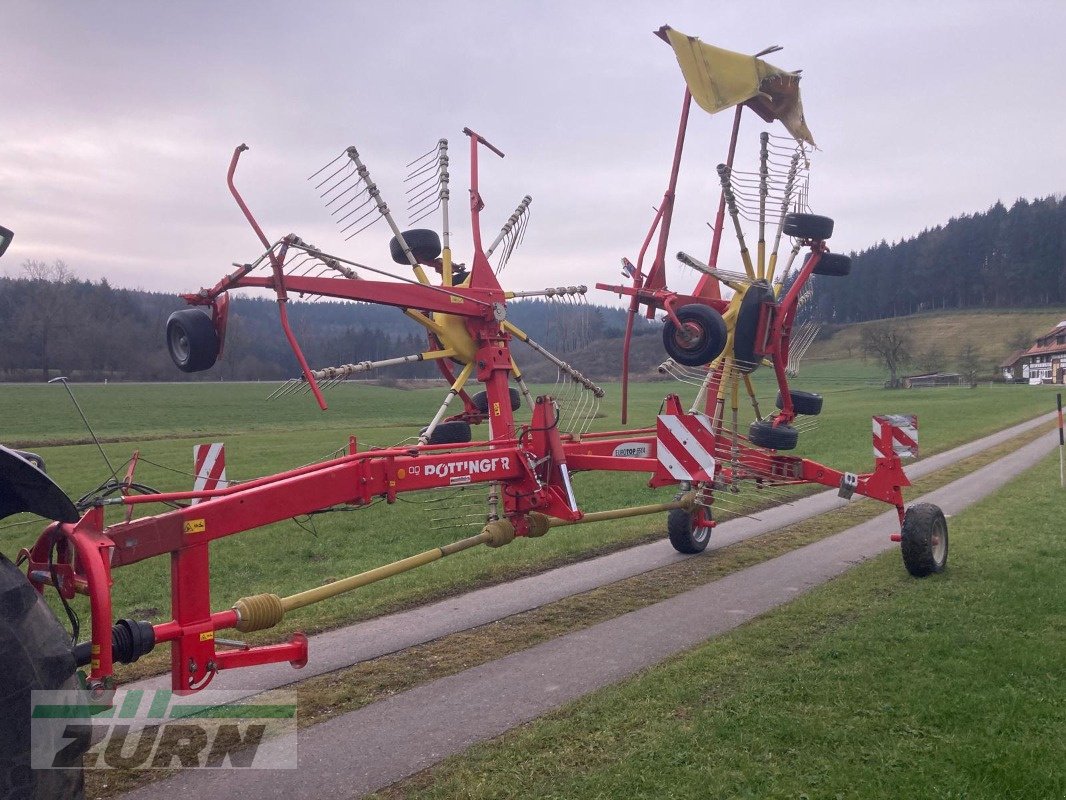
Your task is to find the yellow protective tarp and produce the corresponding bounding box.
[663,27,814,146]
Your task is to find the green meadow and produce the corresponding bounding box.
[0,377,1059,649]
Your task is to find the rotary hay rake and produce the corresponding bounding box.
[6,27,948,703]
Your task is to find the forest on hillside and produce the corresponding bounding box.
[811,195,1066,322]
[0,263,656,382]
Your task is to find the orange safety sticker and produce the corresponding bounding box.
[183,519,206,535]
[199,631,214,642]
[492,402,501,416]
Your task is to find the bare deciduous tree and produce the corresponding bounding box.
[957,343,983,388]
[861,321,913,389]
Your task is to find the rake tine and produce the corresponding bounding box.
[339,205,379,235]
[307,152,347,182]
[314,162,352,193]
[334,193,375,223]
[266,380,298,400]
[325,182,366,210]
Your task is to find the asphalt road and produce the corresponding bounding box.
[119,417,1058,799]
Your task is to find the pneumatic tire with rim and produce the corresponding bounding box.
[667,507,711,554]
[662,304,728,367]
[420,421,472,445]
[808,252,851,276]
[783,213,834,240]
[390,229,442,265]
[166,309,219,373]
[900,502,948,577]
[732,282,773,374]
[471,389,521,414]
[0,554,86,799]
[775,389,823,416]
[748,419,799,450]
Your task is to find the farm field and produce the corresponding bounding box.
[0,377,1060,652]
[382,449,1066,800]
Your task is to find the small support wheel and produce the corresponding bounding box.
[166,309,220,373]
[776,389,823,416]
[667,507,712,554]
[471,388,521,414]
[783,213,834,240]
[421,420,473,445]
[390,229,442,265]
[900,502,948,577]
[662,304,728,367]
[748,419,799,450]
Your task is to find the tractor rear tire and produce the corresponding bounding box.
[732,282,773,374]
[0,554,85,799]
[667,508,711,554]
[748,419,799,451]
[783,213,834,240]
[810,252,851,276]
[421,421,473,445]
[662,305,728,367]
[776,389,823,416]
[166,309,219,373]
[471,389,521,414]
[390,229,442,265]
[900,503,949,577]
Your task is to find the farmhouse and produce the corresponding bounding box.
[1000,320,1066,383]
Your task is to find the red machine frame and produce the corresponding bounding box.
[20,42,918,696]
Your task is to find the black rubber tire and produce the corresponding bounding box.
[666,507,711,554]
[389,229,442,265]
[732,281,773,374]
[166,309,219,373]
[783,213,834,240]
[0,554,86,799]
[421,421,472,445]
[810,252,851,276]
[748,419,799,450]
[775,389,823,416]
[471,389,521,414]
[662,304,729,367]
[900,503,949,577]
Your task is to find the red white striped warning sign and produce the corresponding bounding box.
[656,412,716,483]
[873,415,918,459]
[192,443,227,503]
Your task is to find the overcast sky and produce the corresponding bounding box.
[3,1,1064,304]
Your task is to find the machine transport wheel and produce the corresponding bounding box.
[166,309,219,373]
[667,507,711,554]
[662,304,728,367]
[421,421,473,445]
[783,212,834,240]
[808,251,851,276]
[390,229,442,265]
[732,281,773,374]
[748,419,799,451]
[471,388,521,414]
[900,503,948,577]
[0,554,86,799]
[776,389,823,416]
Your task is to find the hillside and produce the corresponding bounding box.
[520,308,1066,384]
[806,307,1066,369]
[813,195,1066,323]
